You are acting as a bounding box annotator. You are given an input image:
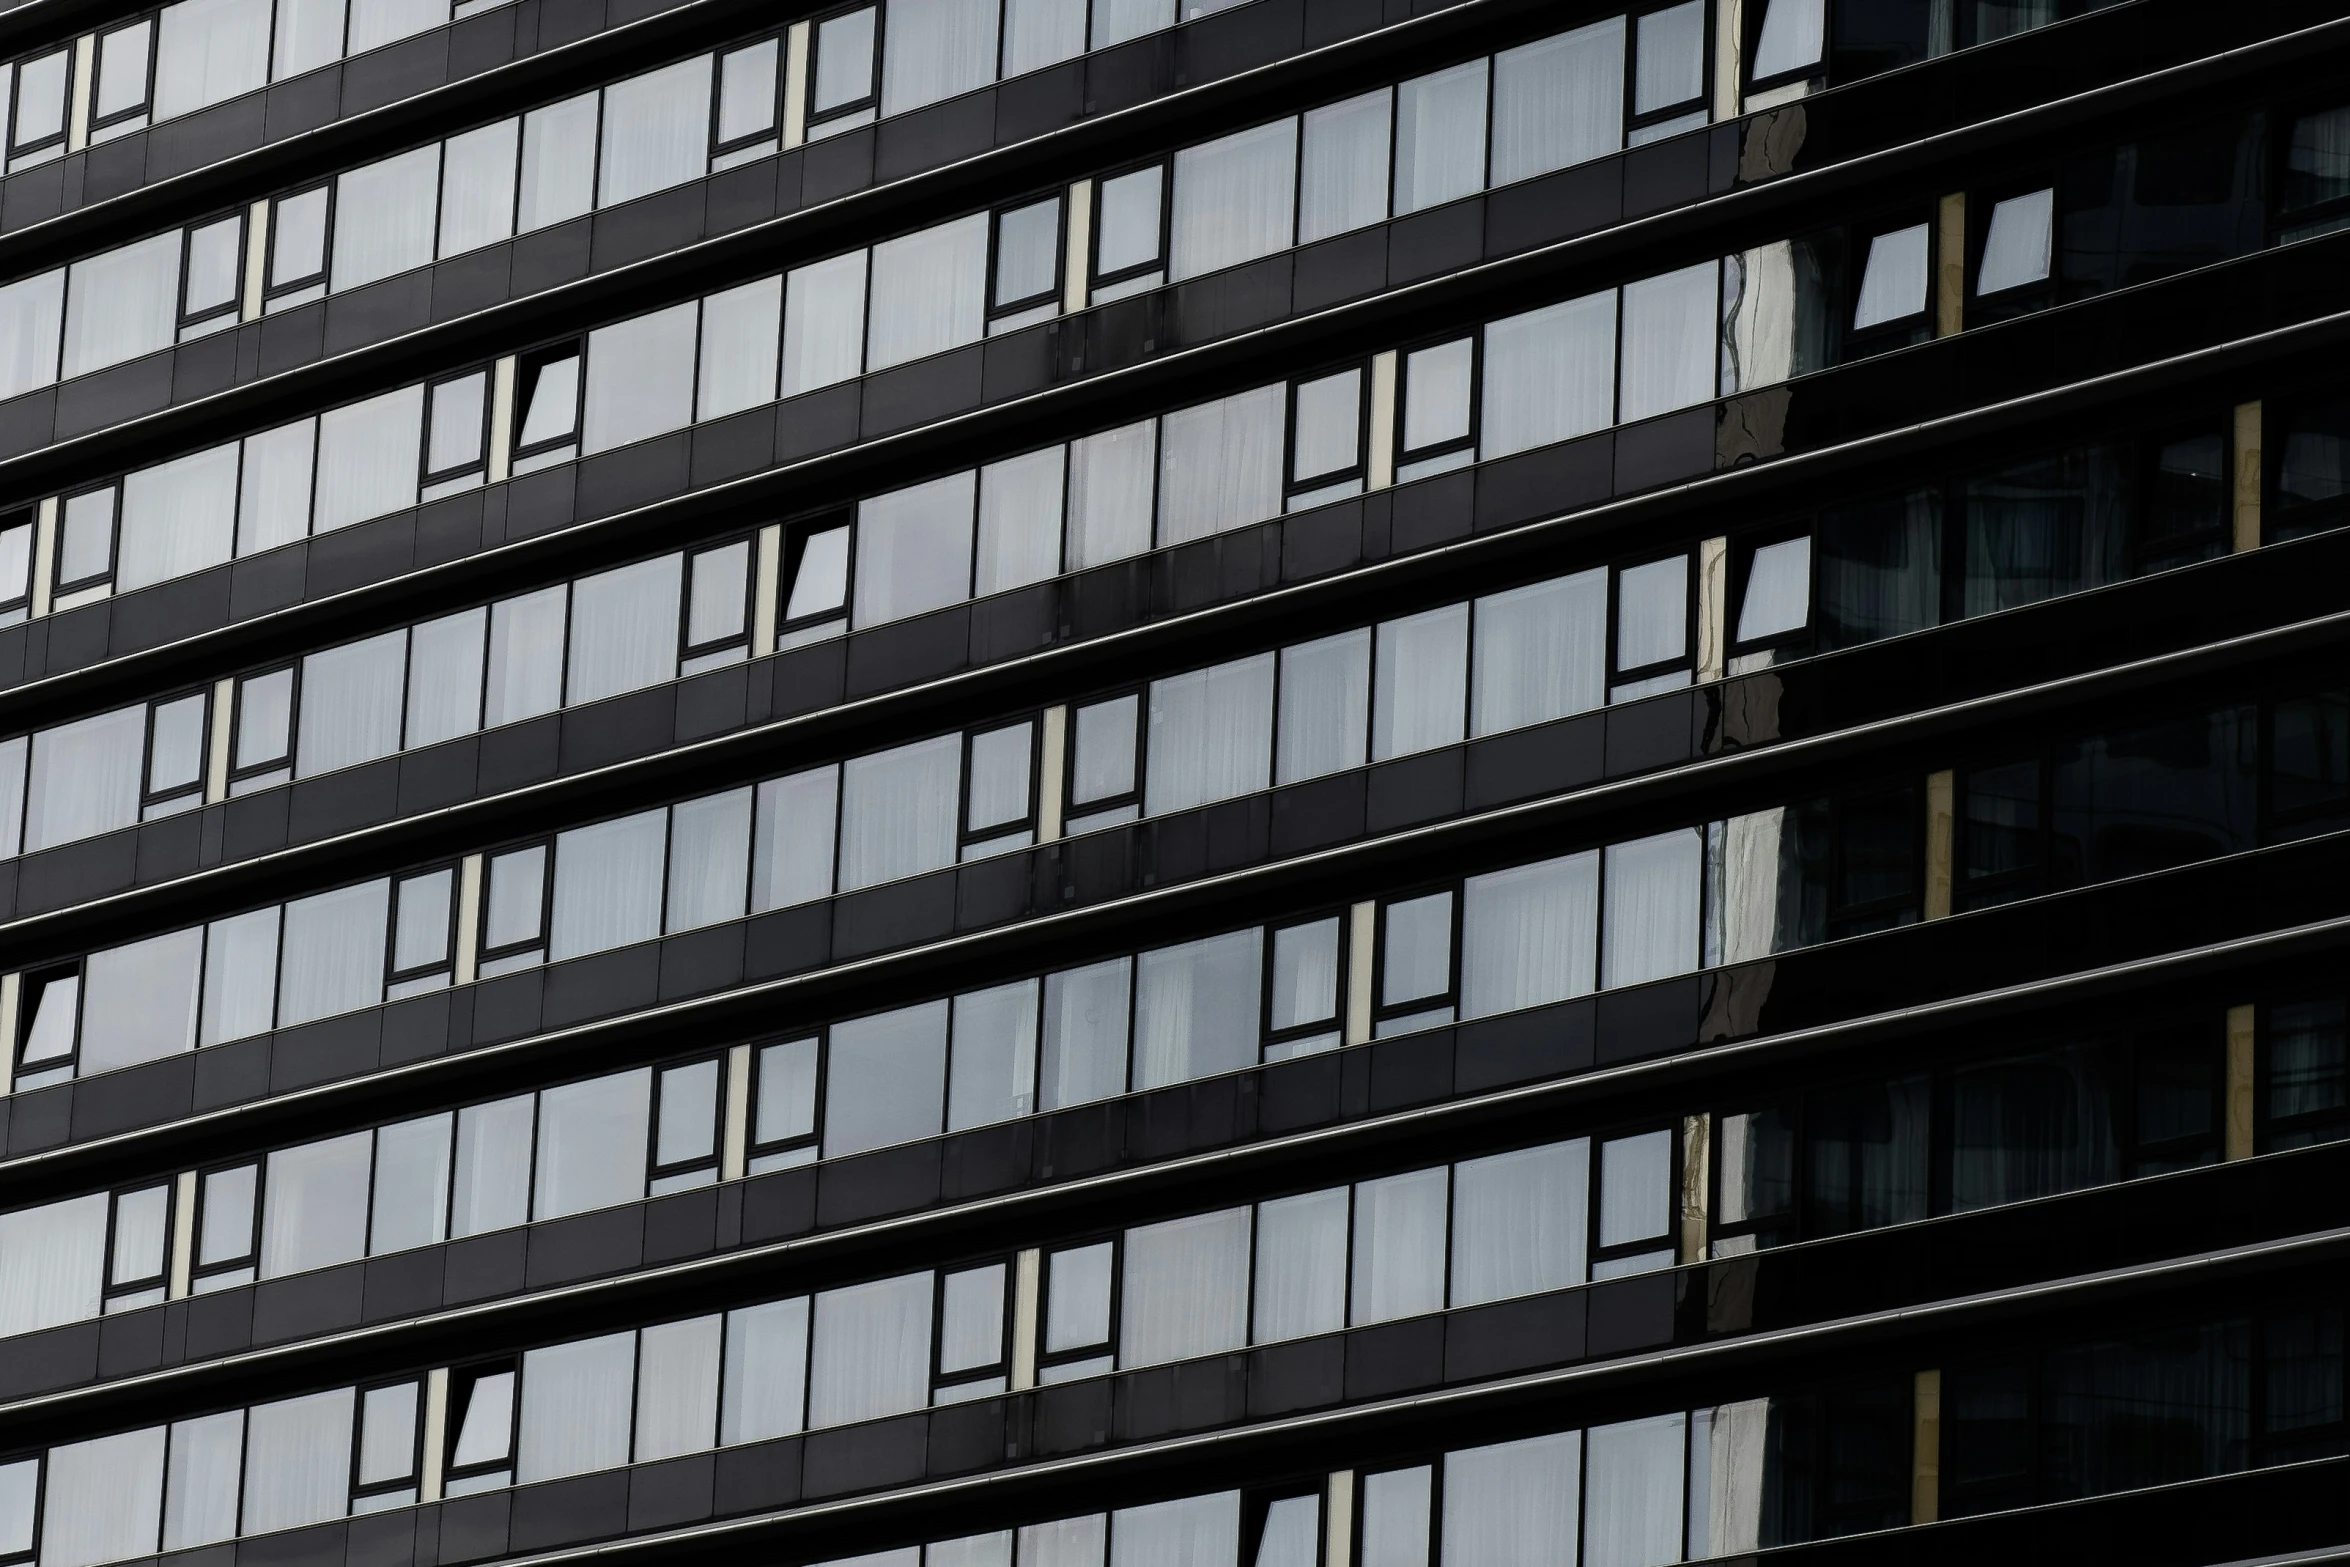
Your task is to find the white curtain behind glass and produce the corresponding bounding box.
[42,1427,165,1567]
[1460,853,1599,1017]
[533,1068,651,1218]
[1449,1140,1586,1305]
[1040,958,1131,1109]
[1350,1167,1446,1324]
[1003,0,1086,75]
[1119,1207,1249,1365]
[1277,629,1370,783]
[723,1297,810,1443]
[62,232,178,380]
[277,879,390,1027]
[1619,261,1720,422]
[519,1333,634,1481]
[1601,829,1702,989]
[0,1194,105,1338]
[600,57,715,207]
[1473,570,1605,736]
[1131,929,1260,1089]
[1584,1413,1686,1567]
[1145,653,1274,813]
[1111,1494,1240,1567]
[882,0,998,115]
[78,927,201,1075]
[298,629,407,777]
[1170,121,1298,281]
[809,1272,933,1426]
[752,766,839,910]
[260,1132,371,1278]
[1490,19,1622,186]
[1157,385,1284,545]
[1069,421,1157,567]
[1479,292,1616,459]
[1439,1432,1580,1567]
[822,1001,949,1157]
[332,147,439,291]
[583,302,698,454]
[1699,1399,1772,1555]
[25,704,144,852]
[567,554,683,705]
[697,276,783,420]
[314,385,424,533]
[857,471,977,626]
[1251,1188,1347,1342]
[977,448,1066,593]
[118,443,239,593]
[241,1388,354,1533]
[1373,604,1468,760]
[153,0,269,121]
[784,252,869,395]
[667,787,752,932]
[635,1314,724,1462]
[347,0,443,55]
[162,1412,243,1552]
[867,213,991,371]
[1394,61,1487,214]
[440,121,521,259]
[0,271,62,402]
[550,809,668,959]
[1299,91,1391,243]
[839,736,961,890]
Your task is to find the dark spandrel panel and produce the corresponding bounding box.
[476,711,560,793]
[431,243,512,322]
[172,328,239,403]
[774,382,860,462]
[110,566,232,657]
[1057,828,1136,907]
[235,1518,346,1567]
[627,1452,715,1532]
[740,1166,817,1243]
[1367,1029,1453,1113]
[658,921,746,1002]
[1293,226,1387,312]
[510,1470,630,1552]
[181,1287,253,1361]
[193,1035,271,1112]
[81,136,146,204]
[361,1246,444,1323]
[940,1117,1030,1201]
[1614,406,1713,493]
[1116,1353,1246,1441]
[263,69,342,143]
[1164,253,1292,347]
[449,5,520,76]
[15,829,137,915]
[500,464,578,543]
[955,850,1037,931]
[876,89,995,183]
[220,784,290,862]
[250,1261,366,1346]
[3,1082,67,1153]
[1586,1270,1678,1357]
[801,125,875,205]
[0,1319,97,1398]
[845,604,970,696]
[994,60,1083,145]
[97,1304,166,1379]
[1257,1052,1341,1133]
[862,343,983,438]
[1444,1291,1586,1382]
[1454,1000,1593,1092]
[1270,770,1367,858]
[254,300,326,378]
[230,545,308,620]
[1464,713,1604,811]
[803,1411,928,1498]
[441,1229,526,1306]
[541,940,660,1029]
[1031,1378,1112,1456]
[510,216,591,295]
[559,683,675,773]
[133,810,204,886]
[144,94,266,182]
[1365,748,1462,833]
[1344,1314,1444,1400]
[927,1396,1010,1476]
[689,404,777,488]
[270,1009,383,1093]
[1473,434,1610,533]
[591,183,707,273]
[469,970,544,1046]
[1387,200,1483,285]
[576,431,690,520]
[55,352,172,438]
[287,755,401,843]
[323,269,432,355]
[1486,159,1622,256]
[1084,32,1174,115]
[69,1054,192,1140]
[642,1185,718,1264]
[1032,1100,1120,1181]
[1603,688,1694,777]
[1074,292,1155,378]
[1127,1075,1242,1163]
[341,28,450,115]
[980,322,1055,403]
[969,581,1056,664]
[0,385,52,459]
[42,602,107,676]
[434,1490,511,1567]
[345,1508,417,1567]
[1280,496,1364,581]
[397,735,481,816]
[525,1205,645,1289]
[1068,559,1144,639]
[817,1140,943,1227]
[706,159,778,236]
[1248,1335,1344,1417]
[744,902,831,979]
[307,512,418,598]
[1623,131,1709,219]
[712,1435,801,1515]
[832,869,956,958]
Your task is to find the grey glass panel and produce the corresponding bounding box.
[1750,0,1825,76]
[1394,60,1486,215]
[198,1165,256,1266]
[1146,653,1273,813]
[977,448,1065,593]
[1120,1206,1248,1365]
[1158,384,1283,545]
[276,879,390,1027]
[551,809,667,959]
[1022,1516,1110,1567]
[882,0,997,115]
[184,216,243,316]
[1440,1433,1581,1567]
[1402,339,1475,455]
[1067,420,1155,567]
[315,385,424,533]
[110,1185,169,1285]
[428,374,487,474]
[1461,853,1598,1017]
[1255,1498,1318,1567]
[718,40,780,141]
[271,0,342,82]
[406,608,487,748]
[567,554,682,705]
[453,1095,533,1237]
[519,1332,634,1481]
[824,1000,948,1157]
[584,302,698,454]
[967,722,1034,832]
[813,7,877,114]
[687,541,751,646]
[1381,890,1452,1005]
[1131,929,1259,1089]
[80,928,202,1076]
[486,585,567,727]
[42,1427,165,1567]
[1252,1187,1346,1342]
[1002,0,1086,75]
[1091,0,1171,48]
[1480,292,1615,458]
[868,212,990,371]
[783,251,868,394]
[239,421,316,557]
[1109,1492,1238,1567]
[752,766,839,910]
[484,845,547,950]
[1299,90,1390,243]
[370,1114,452,1254]
[394,868,453,972]
[1853,224,1930,330]
[59,488,113,585]
[785,526,850,621]
[121,445,237,593]
[1978,188,2054,294]
[1358,1467,1431,1567]
[147,694,207,795]
[440,119,521,258]
[0,271,62,401]
[1619,261,1718,421]
[1585,1414,1685,1567]
[1597,1129,1673,1248]
[516,354,579,447]
[1095,168,1164,277]
[1450,1139,1587,1304]
[656,1060,720,1166]
[1372,603,1468,761]
[534,1068,652,1219]
[722,1297,809,1442]
[1491,20,1622,185]
[154,0,269,120]
[261,1131,372,1277]
[242,1388,354,1533]
[940,1262,1007,1372]
[1351,1166,1446,1323]
[1290,368,1361,484]
[809,1271,932,1426]
[359,1383,419,1487]
[298,629,407,777]
[161,1413,242,1551]
[1634,0,1705,113]
[1617,555,1688,669]
[347,0,442,54]
[270,189,329,286]
[1045,1241,1113,1351]
[25,705,142,853]
[948,980,1038,1130]
[1276,629,1369,784]
[1269,919,1339,1031]
[449,1370,515,1467]
[697,277,782,421]
[1601,829,1701,988]
[995,200,1062,307]
[857,471,976,627]
[1040,958,1129,1109]
[63,231,178,380]
[1737,537,1811,642]
[635,1314,722,1461]
[839,735,960,890]
[334,146,439,291]
[1169,120,1296,281]
[600,56,713,207]
[666,787,752,933]
[1474,570,1606,736]
[0,1194,106,1337]
[520,94,599,232]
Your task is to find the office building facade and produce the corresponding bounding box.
[0,0,2344,1562]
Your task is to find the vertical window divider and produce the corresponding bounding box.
[168,1169,196,1298]
[1695,534,1728,681]
[0,971,13,1098]
[1366,350,1397,490]
[1010,1247,1042,1389]
[721,1041,754,1180]
[203,676,235,803]
[1343,901,1375,1046]
[1036,705,1067,842]
[1060,179,1091,315]
[752,522,783,654]
[64,34,92,155]
[419,1367,450,1502]
[781,19,812,148]
[240,198,270,321]
[29,496,54,620]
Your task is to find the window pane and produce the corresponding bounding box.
[333,147,439,290]
[1978,188,2054,294]
[261,1132,372,1278]
[967,722,1034,832]
[1002,0,1085,75]
[517,353,579,447]
[786,525,850,621]
[484,845,547,950]
[995,198,1061,307]
[154,0,268,119]
[1736,538,1811,643]
[184,217,242,315]
[239,419,316,556]
[752,766,839,910]
[1158,384,1284,545]
[1072,694,1138,803]
[824,1000,949,1157]
[315,385,424,533]
[1169,120,1297,282]
[567,553,683,704]
[1372,603,1468,761]
[1751,0,1825,76]
[347,0,441,54]
[1068,420,1156,568]
[534,1068,652,1219]
[1359,1469,1431,1567]
[948,979,1039,1130]
[1598,1130,1673,1249]
[718,40,780,141]
[276,879,390,1027]
[688,541,751,646]
[242,1388,354,1533]
[667,787,751,933]
[358,1383,419,1488]
[881,0,997,116]
[783,251,868,394]
[1046,1242,1113,1352]
[1491,20,1622,184]
[371,1113,452,1254]
[80,927,203,1075]
[1381,891,1452,1005]
[0,1193,106,1337]
[1602,829,1702,988]
[1441,1433,1581,1567]
[1394,60,1486,215]
[1854,224,1931,329]
[1634,1,1705,113]
[551,809,668,959]
[25,704,143,852]
[519,1332,635,1481]
[1619,261,1718,421]
[723,1297,810,1442]
[1252,1187,1346,1342]
[487,585,567,727]
[427,374,487,474]
[1094,167,1164,276]
[1091,0,1171,48]
[120,443,239,593]
[521,93,600,231]
[1040,958,1130,1109]
[440,119,521,258]
[697,276,782,421]
[1291,368,1361,482]
[44,1428,166,1567]
[635,1314,723,1461]
[454,1095,534,1237]
[839,735,961,890]
[601,56,714,205]
[856,471,977,626]
[1299,90,1390,243]
[1111,1495,1239,1567]
[583,302,698,453]
[977,448,1065,593]
[1269,918,1340,1031]
[1146,653,1274,814]
[198,1166,255,1266]
[657,1059,720,1168]
[809,1272,933,1426]
[1473,570,1605,736]
[162,1413,243,1551]
[1276,628,1369,784]
[394,868,453,972]
[940,1263,1007,1372]
[813,7,877,112]
[1351,1167,1446,1324]
[1584,1414,1684,1567]
[110,1186,169,1285]
[1402,338,1473,454]
[1120,1207,1249,1365]
[1450,1139,1587,1304]
[407,607,487,747]
[1480,292,1616,458]
[1132,929,1260,1090]
[0,270,63,401]
[298,629,407,777]
[1460,853,1599,1017]
[868,212,990,371]
[63,232,179,380]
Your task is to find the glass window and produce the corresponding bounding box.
[269,187,330,289]
[519,1332,635,1482]
[1252,1187,1346,1342]
[80,929,202,1075]
[1460,853,1599,1017]
[154,0,269,120]
[868,212,990,371]
[583,302,698,454]
[947,980,1039,1130]
[239,420,317,557]
[1633,1,1705,115]
[966,722,1034,836]
[994,198,1062,310]
[0,270,63,401]
[1351,1167,1446,1323]
[1616,555,1689,673]
[1450,1140,1587,1305]
[1618,261,1718,421]
[752,766,840,910]
[371,1114,452,1254]
[298,630,407,778]
[261,1132,372,1278]
[567,554,683,705]
[856,471,976,626]
[1003,0,1086,75]
[1131,929,1260,1089]
[441,119,521,258]
[1473,570,1606,736]
[1441,1433,1582,1567]
[1169,120,1298,282]
[315,385,424,533]
[0,1193,106,1337]
[200,907,279,1045]
[1480,292,1616,458]
[515,351,581,451]
[535,1069,652,1219]
[839,735,961,890]
[1853,223,1931,330]
[1094,167,1165,279]
[1299,90,1391,244]
[1068,419,1156,567]
[723,1297,810,1441]
[1277,629,1370,784]
[119,444,238,592]
[697,276,782,421]
[1491,20,1622,185]
[824,1001,949,1157]
[276,880,390,1027]
[454,1096,534,1237]
[63,232,179,380]
[812,7,879,115]
[809,1272,933,1426]
[406,607,487,748]
[426,373,488,476]
[183,216,243,321]
[1040,958,1130,1109]
[635,1314,723,1461]
[1111,1494,1240,1567]
[161,1411,242,1551]
[1373,603,1468,761]
[1045,1241,1114,1353]
[1394,60,1487,215]
[25,704,143,853]
[882,0,998,115]
[1603,829,1702,988]
[550,809,668,960]
[334,146,439,291]
[1091,0,1170,48]
[783,251,869,394]
[1597,1130,1673,1250]
[1146,653,1275,814]
[666,787,751,933]
[600,56,714,207]
[717,40,781,144]
[939,1263,1008,1376]
[43,1427,166,1567]
[1751,0,1825,78]
[1735,537,1812,643]
[1159,384,1285,545]
[520,93,599,232]
[1977,188,2055,295]
[1291,368,1362,487]
[242,1388,354,1533]
[1269,919,1340,1036]
[1120,1207,1249,1366]
[486,585,567,727]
